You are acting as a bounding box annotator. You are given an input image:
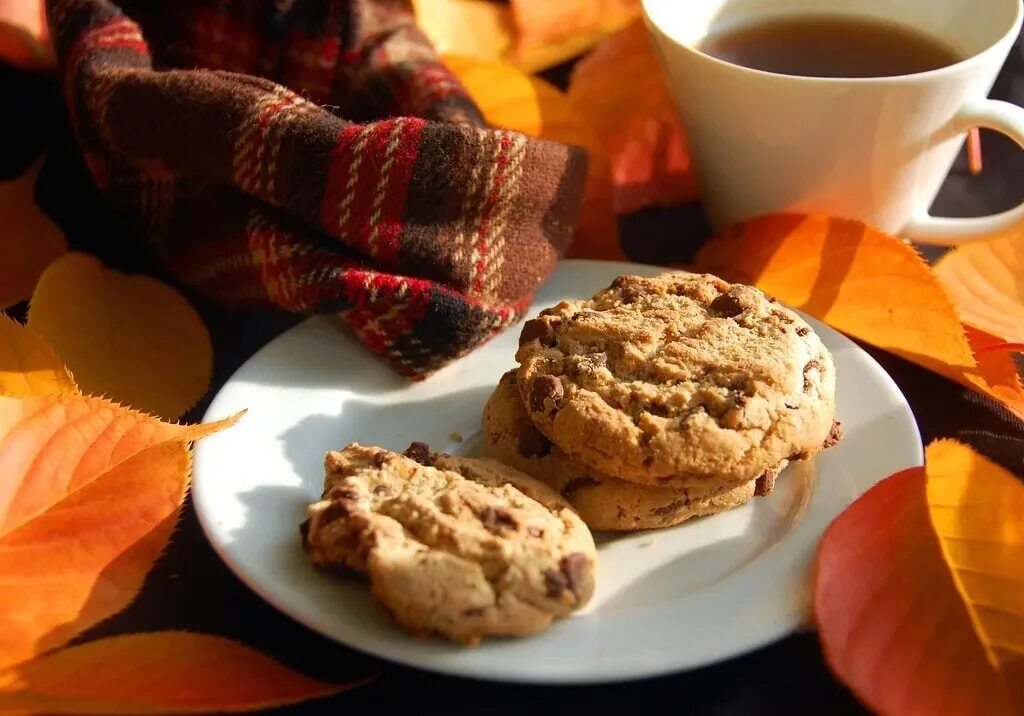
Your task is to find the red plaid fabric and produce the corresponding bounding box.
[45,0,588,377]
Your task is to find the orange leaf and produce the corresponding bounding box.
[0,0,53,71]
[412,0,513,63]
[0,314,77,397]
[815,442,1024,715]
[694,214,1024,419]
[934,229,1024,344]
[0,633,356,713]
[510,0,640,73]
[0,158,68,309]
[0,394,239,668]
[442,55,623,260]
[27,253,213,419]
[567,18,698,215]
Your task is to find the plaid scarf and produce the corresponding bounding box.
[45,0,588,377]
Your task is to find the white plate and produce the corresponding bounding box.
[193,260,922,684]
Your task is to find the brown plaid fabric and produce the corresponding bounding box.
[44,0,588,377]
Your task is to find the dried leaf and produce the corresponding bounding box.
[0,393,239,668]
[926,440,1024,692]
[27,253,213,419]
[0,0,53,70]
[695,214,1024,419]
[964,326,1024,417]
[412,0,513,62]
[934,230,1024,344]
[815,442,1024,715]
[442,55,623,260]
[0,314,77,397]
[510,0,640,73]
[0,633,355,713]
[0,158,68,309]
[568,18,698,214]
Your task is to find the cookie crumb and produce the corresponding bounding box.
[449,430,464,443]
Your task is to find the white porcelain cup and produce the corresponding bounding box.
[642,0,1024,244]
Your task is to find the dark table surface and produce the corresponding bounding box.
[3,32,1023,715]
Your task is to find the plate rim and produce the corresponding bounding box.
[193,259,924,684]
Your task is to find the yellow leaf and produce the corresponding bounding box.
[926,440,1024,691]
[0,158,67,309]
[934,230,1024,344]
[0,313,76,397]
[442,54,623,260]
[0,393,240,668]
[815,451,1022,715]
[509,0,640,73]
[27,253,213,419]
[695,214,1024,419]
[0,633,358,713]
[412,0,513,62]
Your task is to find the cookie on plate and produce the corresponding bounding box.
[301,443,597,645]
[516,272,840,489]
[485,371,760,531]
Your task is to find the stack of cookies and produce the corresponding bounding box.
[485,272,842,531]
[301,271,842,645]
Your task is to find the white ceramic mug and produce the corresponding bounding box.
[642,0,1024,244]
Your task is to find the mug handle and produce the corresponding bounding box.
[903,98,1024,246]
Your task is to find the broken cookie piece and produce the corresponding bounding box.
[302,443,597,645]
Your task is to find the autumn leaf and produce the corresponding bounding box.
[0,0,53,70]
[0,314,77,397]
[0,393,239,669]
[27,253,213,419]
[815,441,1024,715]
[0,158,68,309]
[413,0,513,63]
[0,632,357,713]
[934,230,1024,344]
[567,18,698,214]
[443,54,623,260]
[509,0,640,73]
[695,214,1024,419]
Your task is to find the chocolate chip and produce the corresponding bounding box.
[403,441,434,465]
[372,451,387,468]
[754,467,779,496]
[529,375,564,413]
[649,499,687,517]
[519,318,557,347]
[768,296,779,303]
[560,476,601,499]
[478,506,518,533]
[528,526,544,538]
[620,285,646,304]
[517,426,552,458]
[560,553,590,600]
[709,292,744,317]
[803,360,822,393]
[320,501,350,524]
[772,309,794,324]
[372,484,389,496]
[796,326,810,337]
[543,568,569,597]
[299,519,311,548]
[823,420,843,448]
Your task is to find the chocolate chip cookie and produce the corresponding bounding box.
[485,371,759,530]
[516,272,839,488]
[302,443,597,645]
